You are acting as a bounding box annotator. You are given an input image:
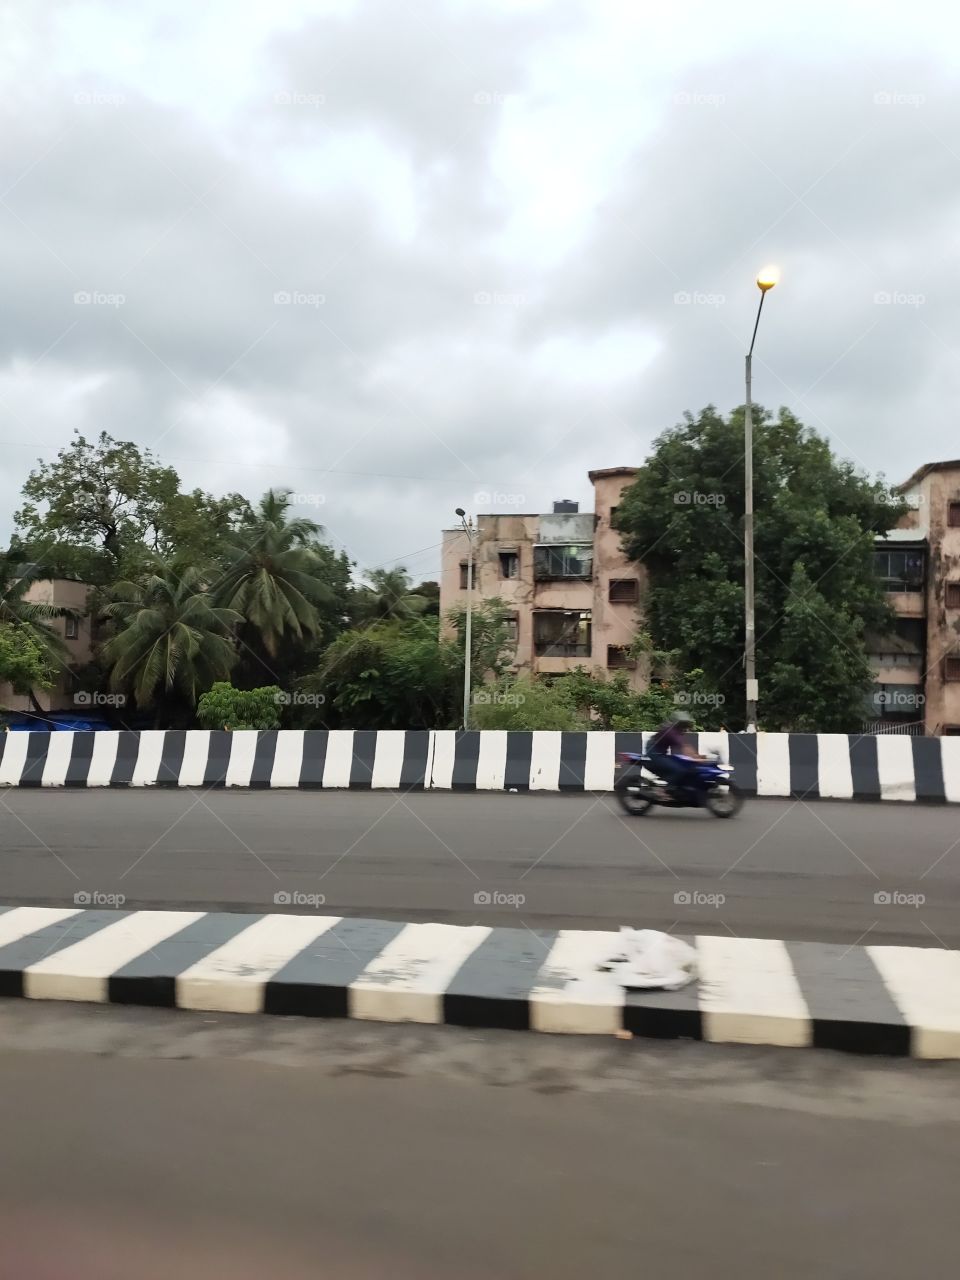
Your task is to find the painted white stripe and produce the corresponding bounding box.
[223,730,258,787]
[584,731,616,791]
[23,910,205,1003]
[0,907,81,948]
[529,731,562,791]
[529,929,624,1034]
[131,731,166,787]
[756,733,792,796]
[428,730,456,789]
[349,922,490,1023]
[696,732,729,764]
[816,733,854,799]
[940,737,960,805]
[86,731,120,786]
[178,730,210,786]
[868,945,960,1059]
[371,730,405,789]
[697,935,811,1047]
[476,730,507,789]
[270,729,304,787]
[40,732,74,786]
[876,734,916,802]
[0,732,29,785]
[322,730,354,788]
[176,913,342,1013]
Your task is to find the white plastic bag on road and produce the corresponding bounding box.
[598,927,698,991]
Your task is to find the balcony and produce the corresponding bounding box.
[533,609,591,659]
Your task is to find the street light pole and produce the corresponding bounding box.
[744,266,779,734]
[455,508,475,730]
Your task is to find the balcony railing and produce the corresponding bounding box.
[535,642,591,657]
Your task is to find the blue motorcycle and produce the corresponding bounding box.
[615,750,743,818]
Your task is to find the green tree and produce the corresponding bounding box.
[196,682,283,731]
[0,624,54,692]
[616,405,903,731]
[215,489,334,681]
[471,674,588,730]
[0,555,72,708]
[349,567,432,624]
[100,561,240,724]
[15,429,251,582]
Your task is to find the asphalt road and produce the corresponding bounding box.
[0,999,956,1278]
[0,789,958,946]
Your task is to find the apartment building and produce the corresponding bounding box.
[0,577,93,714]
[440,467,646,688]
[870,460,960,735]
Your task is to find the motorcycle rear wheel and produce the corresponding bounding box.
[615,768,654,816]
[705,782,743,818]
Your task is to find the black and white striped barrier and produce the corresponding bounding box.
[0,904,956,1057]
[1,729,958,801]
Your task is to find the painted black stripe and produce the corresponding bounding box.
[443,927,558,1030]
[789,734,819,798]
[110,732,142,785]
[201,731,233,786]
[911,736,946,803]
[451,731,481,790]
[0,910,127,997]
[621,932,702,1039]
[503,732,533,790]
[349,730,378,789]
[64,732,97,786]
[249,730,280,787]
[727,733,758,794]
[848,734,881,800]
[557,732,588,791]
[18,733,50,787]
[108,913,263,1008]
[783,941,911,1056]
[614,730,646,757]
[398,730,430,789]
[264,916,407,1017]
[156,730,187,786]
[298,730,328,788]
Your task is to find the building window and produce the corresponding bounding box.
[945,582,960,609]
[944,726,960,735]
[533,543,593,581]
[607,645,633,668]
[503,614,519,646]
[64,616,79,639]
[459,560,476,590]
[874,549,924,593]
[533,610,591,657]
[498,551,519,579]
[608,578,639,604]
[949,502,960,528]
[609,506,619,523]
[869,683,925,716]
[945,655,960,682]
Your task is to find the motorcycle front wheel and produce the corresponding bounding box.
[705,782,743,818]
[615,768,654,816]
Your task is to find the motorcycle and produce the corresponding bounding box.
[614,750,743,818]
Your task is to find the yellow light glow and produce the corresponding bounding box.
[757,264,780,291]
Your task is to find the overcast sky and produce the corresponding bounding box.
[2,0,959,581]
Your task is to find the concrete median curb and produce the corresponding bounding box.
[1,729,959,801]
[0,905,956,1057]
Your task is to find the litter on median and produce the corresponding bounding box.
[597,927,698,991]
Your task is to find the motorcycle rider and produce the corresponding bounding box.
[647,709,708,799]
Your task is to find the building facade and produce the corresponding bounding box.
[440,467,646,687]
[870,460,960,735]
[0,577,93,714]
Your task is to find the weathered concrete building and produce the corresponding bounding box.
[870,460,960,735]
[0,577,93,714]
[440,467,646,687]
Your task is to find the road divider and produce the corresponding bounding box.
[0,729,957,801]
[0,904,954,1056]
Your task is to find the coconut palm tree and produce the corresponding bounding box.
[214,489,333,661]
[350,567,430,624]
[101,561,240,717]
